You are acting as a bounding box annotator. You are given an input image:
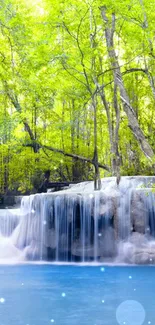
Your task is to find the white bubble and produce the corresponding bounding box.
[129,276,132,279]
[100,267,105,272]
[50,320,54,323]
[21,283,24,286]
[148,322,151,324]
[116,300,145,325]
[43,221,47,225]
[102,300,105,303]
[31,209,35,214]
[61,292,66,297]
[150,258,152,262]
[89,194,94,199]
[134,288,136,291]
[0,298,5,303]
[98,233,102,237]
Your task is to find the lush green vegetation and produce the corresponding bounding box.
[0,0,155,193]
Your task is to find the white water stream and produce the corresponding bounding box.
[0,176,155,264]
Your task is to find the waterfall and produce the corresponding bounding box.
[0,176,155,263]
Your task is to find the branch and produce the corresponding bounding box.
[63,11,92,94]
[76,10,92,94]
[122,68,147,75]
[62,62,88,88]
[24,142,110,171]
[23,121,35,142]
[96,68,147,93]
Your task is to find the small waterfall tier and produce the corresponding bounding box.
[1,176,155,264]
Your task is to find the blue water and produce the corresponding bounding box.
[0,265,154,325]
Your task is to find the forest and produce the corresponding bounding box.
[0,0,155,193]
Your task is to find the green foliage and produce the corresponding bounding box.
[0,0,155,193]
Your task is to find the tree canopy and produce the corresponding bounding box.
[0,0,155,193]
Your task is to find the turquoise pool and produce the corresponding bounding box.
[0,265,153,325]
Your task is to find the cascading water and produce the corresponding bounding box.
[1,176,155,264]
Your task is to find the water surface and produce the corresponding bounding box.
[0,265,153,325]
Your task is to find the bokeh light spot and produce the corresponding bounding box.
[116,300,145,325]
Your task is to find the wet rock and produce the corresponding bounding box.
[129,232,148,247]
[99,203,114,218]
[131,191,147,233]
[134,251,151,264]
[132,247,155,264]
[119,236,155,264]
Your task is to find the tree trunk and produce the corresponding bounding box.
[100,7,154,159]
[92,96,101,190]
[139,0,155,101]
[94,57,120,177]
